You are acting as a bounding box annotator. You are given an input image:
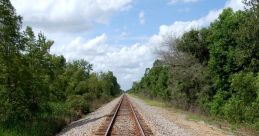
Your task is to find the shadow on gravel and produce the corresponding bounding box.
[57,114,111,135]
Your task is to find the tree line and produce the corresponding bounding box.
[129,0,259,130]
[0,0,121,135]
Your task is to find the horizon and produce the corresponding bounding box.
[10,0,244,90]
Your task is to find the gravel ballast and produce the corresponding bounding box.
[57,96,121,136]
[128,95,231,136]
[110,96,138,136]
[57,95,231,136]
[129,96,192,136]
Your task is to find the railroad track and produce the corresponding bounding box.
[95,95,153,136]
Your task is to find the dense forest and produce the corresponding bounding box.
[129,0,259,130]
[0,0,121,135]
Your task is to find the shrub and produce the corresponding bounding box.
[223,96,245,123]
[66,95,90,116]
[210,91,227,116]
[222,72,258,123]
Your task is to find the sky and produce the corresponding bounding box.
[10,0,244,90]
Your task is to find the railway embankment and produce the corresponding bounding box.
[58,94,235,136]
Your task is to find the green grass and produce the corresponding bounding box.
[131,94,225,123]
[129,94,168,107]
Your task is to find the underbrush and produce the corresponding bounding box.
[0,117,66,136]
[0,98,115,136]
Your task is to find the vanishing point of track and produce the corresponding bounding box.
[95,94,153,136]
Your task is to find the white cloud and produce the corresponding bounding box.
[151,9,221,43]
[169,0,199,5]
[225,0,244,11]
[13,0,245,90]
[156,0,244,41]
[10,0,132,32]
[51,34,156,90]
[51,0,245,90]
[139,11,145,25]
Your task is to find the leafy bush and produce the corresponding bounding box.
[223,96,246,123]
[66,95,90,115]
[210,91,227,116]
[222,72,258,123]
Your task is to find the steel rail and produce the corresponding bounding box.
[128,96,146,136]
[104,95,124,136]
[104,94,146,136]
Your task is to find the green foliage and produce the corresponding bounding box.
[230,72,257,104]
[130,2,259,131]
[168,53,212,111]
[0,25,55,122]
[0,0,24,122]
[222,72,258,123]
[0,0,122,135]
[66,95,90,115]
[207,6,259,125]
[177,29,210,64]
[210,91,227,116]
[208,8,244,92]
[130,37,212,112]
[130,60,170,100]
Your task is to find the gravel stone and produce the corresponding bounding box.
[129,96,192,136]
[128,95,231,136]
[57,96,121,136]
[58,95,231,136]
[110,97,138,136]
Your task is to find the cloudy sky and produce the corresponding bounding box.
[10,0,244,90]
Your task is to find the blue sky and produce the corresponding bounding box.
[93,0,226,44]
[11,0,243,90]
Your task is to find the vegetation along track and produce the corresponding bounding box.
[95,95,153,136]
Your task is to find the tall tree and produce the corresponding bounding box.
[0,0,24,121]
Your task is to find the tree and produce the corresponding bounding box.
[208,8,247,95]
[0,1,122,135]
[0,0,25,121]
[21,27,54,115]
[177,29,210,64]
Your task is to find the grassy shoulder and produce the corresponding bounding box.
[129,94,259,136]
